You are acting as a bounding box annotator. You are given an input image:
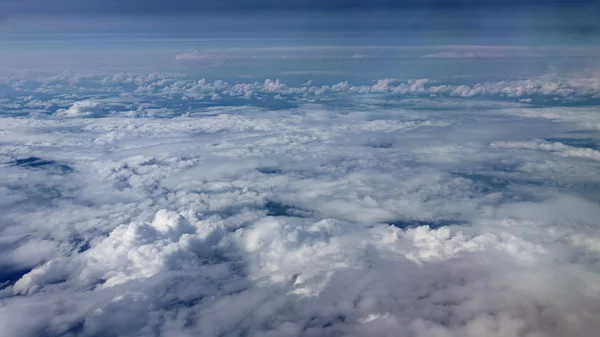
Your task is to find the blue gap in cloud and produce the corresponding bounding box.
[544,138,600,150]
[366,142,394,149]
[387,219,466,230]
[256,167,282,175]
[0,268,32,290]
[13,157,73,174]
[70,235,92,254]
[303,315,347,330]
[167,96,297,116]
[455,172,511,193]
[265,200,312,218]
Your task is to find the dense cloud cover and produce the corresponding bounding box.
[1,72,600,337]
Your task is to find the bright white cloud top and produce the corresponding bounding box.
[1,68,600,337]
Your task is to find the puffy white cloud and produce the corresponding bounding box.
[7,72,600,110]
[55,100,103,117]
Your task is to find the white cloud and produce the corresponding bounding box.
[55,100,103,117]
[7,73,600,109]
[491,140,600,161]
[1,72,600,337]
[167,46,600,65]
[421,51,506,58]
[174,51,228,61]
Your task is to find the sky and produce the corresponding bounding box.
[1,0,599,47]
[1,0,599,80]
[1,1,600,337]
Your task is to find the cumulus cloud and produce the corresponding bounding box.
[6,73,600,111]
[55,100,104,117]
[1,72,600,337]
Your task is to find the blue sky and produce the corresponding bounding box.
[0,0,598,83]
[1,0,599,49]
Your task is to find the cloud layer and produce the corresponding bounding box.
[1,72,600,337]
